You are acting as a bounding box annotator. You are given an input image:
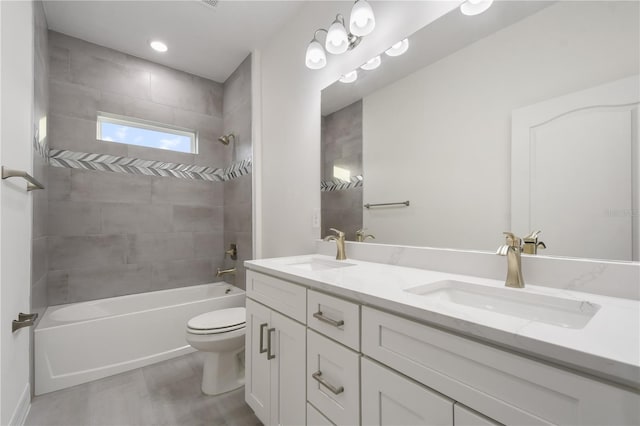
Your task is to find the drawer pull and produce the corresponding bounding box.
[259,323,268,354]
[267,327,276,360]
[313,311,344,328]
[312,371,344,395]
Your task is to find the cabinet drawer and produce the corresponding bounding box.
[454,404,501,426]
[307,290,360,350]
[307,403,335,426]
[362,357,454,426]
[246,270,306,322]
[362,307,640,426]
[307,330,360,426]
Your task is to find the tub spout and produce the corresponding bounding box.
[216,267,236,278]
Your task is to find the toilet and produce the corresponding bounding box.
[185,307,246,396]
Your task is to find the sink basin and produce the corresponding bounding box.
[404,280,600,329]
[287,258,355,271]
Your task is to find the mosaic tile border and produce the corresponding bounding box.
[49,149,252,182]
[321,175,363,192]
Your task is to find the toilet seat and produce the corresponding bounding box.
[187,307,246,335]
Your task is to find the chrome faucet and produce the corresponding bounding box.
[324,228,347,260]
[496,232,525,288]
[355,229,375,242]
[522,230,546,255]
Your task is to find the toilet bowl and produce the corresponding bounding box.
[186,307,246,396]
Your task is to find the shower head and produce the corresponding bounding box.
[218,133,235,145]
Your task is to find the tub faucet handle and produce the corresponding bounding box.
[225,244,238,260]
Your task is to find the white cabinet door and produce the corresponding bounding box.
[245,299,271,424]
[0,2,36,425]
[308,403,335,426]
[454,404,501,426]
[362,358,454,426]
[307,330,360,426]
[270,310,306,426]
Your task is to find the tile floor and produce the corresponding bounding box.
[26,352,261,426]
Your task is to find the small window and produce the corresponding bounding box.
[97,112,197,154]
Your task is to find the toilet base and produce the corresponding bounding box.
[201,348,245,396]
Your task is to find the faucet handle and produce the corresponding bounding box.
[329,228,345,238]
[523,230,542,241]
[356,229,375,242]
[502,232,521,247]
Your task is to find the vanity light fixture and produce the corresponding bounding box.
[385,39,409,57]
[150,40,168,53]
[305,0,376,70]
[339,70,358,83]
[460,0,494,16]
[360,55,381,71]
[349,0,376,37]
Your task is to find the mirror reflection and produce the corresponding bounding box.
[321,0,639,262]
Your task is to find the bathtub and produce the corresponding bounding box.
[34,282,245,395]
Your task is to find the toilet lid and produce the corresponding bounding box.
[187,307,246,331]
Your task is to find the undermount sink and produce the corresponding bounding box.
[287,258,355,271]
[404,280,600,329]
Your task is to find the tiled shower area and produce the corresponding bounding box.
[32,24,252,311]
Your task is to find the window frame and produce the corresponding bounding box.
[96,112,198,154]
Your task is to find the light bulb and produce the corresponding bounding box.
[150,41,168,53]
[460,0,493,16]
[360,55,381,71]
[339,70,358,83]
[349,0,375,37]
[385,39,409,57]
[305,38,327,70]
[325,18,349,54]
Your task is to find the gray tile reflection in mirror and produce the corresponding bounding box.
[26,352,261,426]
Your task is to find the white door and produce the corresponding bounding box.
[0,1,35,425]
[270,311,305,426]
[245,299,271,425]
[512,76,639,261]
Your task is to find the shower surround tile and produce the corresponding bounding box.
[222,56,253,289]
[321,100,363,239]
[46,32,252,304]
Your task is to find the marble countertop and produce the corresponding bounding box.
[245,254,640,389]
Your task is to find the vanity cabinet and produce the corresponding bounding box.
[246,267,639,426]
[454,404,501,426]
[361,306,640,426]
[245,272,306,426]
[361,357,454,426]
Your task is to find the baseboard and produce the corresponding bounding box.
[8,383,31,426]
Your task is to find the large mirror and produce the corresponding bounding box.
[321,0,639,262]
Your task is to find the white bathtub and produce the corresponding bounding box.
[34,282,245,395]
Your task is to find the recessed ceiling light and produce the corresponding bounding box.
[150,41,168,53]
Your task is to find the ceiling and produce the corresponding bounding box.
[43,0,306,83]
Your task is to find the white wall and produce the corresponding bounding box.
[255,1,460,258]
[362,1,639,251]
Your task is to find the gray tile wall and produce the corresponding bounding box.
[32,1,49,317]
[321,100,363,241]
[222,56,252,288]
[46,32,233,305]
